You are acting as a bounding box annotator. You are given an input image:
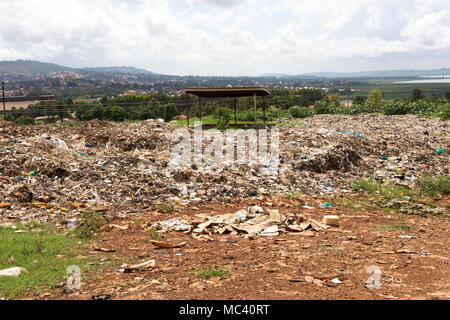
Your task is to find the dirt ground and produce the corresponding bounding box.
[34,196,449,300]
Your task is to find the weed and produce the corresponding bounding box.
[156,203,175,214]
[196,266,229,279]
[74,211,106,239]
[419,174,450,197]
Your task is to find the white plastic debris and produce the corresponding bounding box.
[0,267,28,277]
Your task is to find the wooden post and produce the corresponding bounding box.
[198,96,201,122]
[263,96,266,125]
[253,93,257,126]
[234,96,237,125]
[2,81,5,119]
[186,93,189,128]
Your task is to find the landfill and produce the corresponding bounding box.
[0,114,448,226]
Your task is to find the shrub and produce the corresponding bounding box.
[14,115,35,125]
[383,100,412,115]
[314,101,336,114]
[419,175,450,197]
[289,105,313,118]
[213,107,231,130]
[103,105,127,122]
[164,103,179,122]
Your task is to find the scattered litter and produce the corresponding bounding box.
[0,267,28,277]
[149,240,187,248]
[119,259,155,273]
[93,246,116,252]
[322,215,339,227]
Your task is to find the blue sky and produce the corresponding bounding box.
[0,0,449,76]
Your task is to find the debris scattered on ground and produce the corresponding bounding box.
[152,205,331,239]
[119,259,156,273]
[149,240,186,248]
[0,267,28,277]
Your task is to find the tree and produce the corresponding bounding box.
[164,103,178,122]
[103,106,127,122]
[353,95,366,105]
[367,89,384,106]
[411,89,425,101]
[328,93,341,106]
[213,106,231,130]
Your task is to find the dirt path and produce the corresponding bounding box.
[36,197,450,300]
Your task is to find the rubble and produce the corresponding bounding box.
[152,205,331,238]
[0,114,448,225]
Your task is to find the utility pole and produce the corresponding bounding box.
[2,81,5,119]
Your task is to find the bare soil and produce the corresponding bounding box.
[34,196,450,300]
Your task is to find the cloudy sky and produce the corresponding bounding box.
[1,0,449,76]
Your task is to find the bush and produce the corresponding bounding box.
[419,175,450,197]
[103,106,127,122]
[342,103,381,115]
[383,100,413,115]
[213,107,231,130]
[314,101,336,114]
[14,116,35,125]
[289,105,313,118]
[164,103,179,122]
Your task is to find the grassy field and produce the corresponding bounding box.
[347,80,450,100]
[0,222,96,298]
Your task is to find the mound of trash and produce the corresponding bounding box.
[0,114,448,225]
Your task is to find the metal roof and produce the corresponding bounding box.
[184,87,270,98]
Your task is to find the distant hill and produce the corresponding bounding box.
[0,60,72,74]
[82,66,156,75]
[302,68,450,78]
[0,60,157,76]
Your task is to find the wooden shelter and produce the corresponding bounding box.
[183,87,270,128]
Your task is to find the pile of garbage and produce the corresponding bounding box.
[152,205,335,240]
[0,114,448,225]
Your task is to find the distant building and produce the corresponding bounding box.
[126,90,137,96]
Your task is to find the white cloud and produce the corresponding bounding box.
[0,0,449,75]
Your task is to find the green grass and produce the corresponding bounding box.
[58,120,86,127]
[156,203,175,214]
[195,266,229,279]
[352,178,417,200]
[143,228,161,243]
[72,211,107,239]
[0,222,95,298]
[419,175,450,197]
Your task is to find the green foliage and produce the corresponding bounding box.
[74,211,106,239]
[103,105,127,122]
[289,105,313,118]
[419,175,450,197]
[367,89,384,107]
[341,103,381,115]
[196,266,229,279]
[156,203,175,214]
[383,100,413,115]
[14,115,35,125]
[411,88,425,101]
[163,103,179,122]
[353,95,366,105]
[314,101,336,114]
[213,106,231,130]
[0,223,92,298]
